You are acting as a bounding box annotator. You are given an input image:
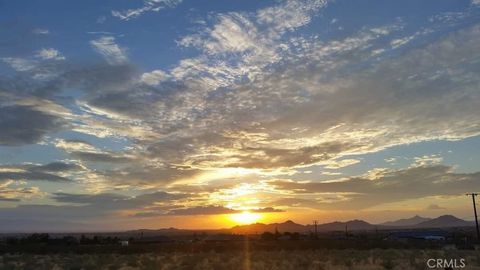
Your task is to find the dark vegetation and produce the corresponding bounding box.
[0,227,478,255]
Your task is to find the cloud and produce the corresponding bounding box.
[164,205,284,216]
[180,13,260,55]
[179,0,326,55]
[111,0,182,21]
[100,165,201,186]
[51,190,188,210]
[0,190,191,229]
[0,170,70,182]
[0,2,399,187]
[32,28,50,35]
[390,35,415,48]
[0,180,43,201]
[0,105,65,146]
[54,139,97,152]
[52,192,126,205]
[70,151,133,163]
[140,70,169,86]
[413,155,443,167]
[0,1,479,225]
[28,22,477,189]
[165,205,236,216]
[323,159,361,169]
[426,204,446,210]
[256,0,326,35]
[251,207,285,213]
[270,165,480,209]
[212,141,359,169]
[0,200,283,230]
[0,162,80,182]
[175,0,328,87]
[90,36,128,64]
[35,48,65,61]
[1,57,36,71]
[255,24,480,163]
[32,162,83,173]
[384,157,398,165]
[270,197,319,208]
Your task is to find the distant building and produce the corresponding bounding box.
[119,240,129,246]
[135,235,173,244]
[386,231,448,241]
[203,234,241,242]
[277,235,291,241]
[442,244,457,250]
[424,236,446,240]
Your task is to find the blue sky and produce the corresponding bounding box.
[0,0,479,231]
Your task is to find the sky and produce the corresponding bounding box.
[0,0,480,232]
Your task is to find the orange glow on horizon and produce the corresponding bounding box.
[229,211,262,225]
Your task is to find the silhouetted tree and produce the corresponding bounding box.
[261,232,276,241]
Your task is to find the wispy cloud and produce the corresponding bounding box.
[1,57,36,71]
[35,48,66,61]
[0,162,79,183]
[111,0,182,21]
[32,28,50,35]
[271,165,480,209]
[256,0,326,35]
[90,36,128,64]
[140,69,169,86]
[0,105,65,146]
[0,180,44,202]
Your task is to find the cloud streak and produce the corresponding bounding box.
[271,165,480,209]
[111,0,182,21]
[0,105,65,146]
[90,36,128,64]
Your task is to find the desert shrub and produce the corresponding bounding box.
[4,249,480,270]
[308,260,325,270]
[474,253,480,266]
[381,258,395,270]
[141,256,158,270]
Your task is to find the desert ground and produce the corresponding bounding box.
[1,249,480,270]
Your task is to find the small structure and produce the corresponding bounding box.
[442,244,457,250]
[203,234,240,242]
[119,240,129,247]
[277,235,291,241]
[387,231,448,241]
[135,235,173,244]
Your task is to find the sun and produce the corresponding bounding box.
[229,211,261,225]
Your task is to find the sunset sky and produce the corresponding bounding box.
[1,0,480,232]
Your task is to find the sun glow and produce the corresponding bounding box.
[229,211,262,225]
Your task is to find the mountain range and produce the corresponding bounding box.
[380,215,432,227]
[128,215,474,235]
[412,215,473,228]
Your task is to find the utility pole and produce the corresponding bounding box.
[313,220,318,237]
[467,193,480,242]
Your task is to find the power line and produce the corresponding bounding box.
[466,193,480,243]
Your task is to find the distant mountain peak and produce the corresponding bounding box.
[381,215,432,227]
[415,215,473,228]
[128,214,472,235]
[283,220,296,224]
[437,214,457,219]
[348,219,370,224]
